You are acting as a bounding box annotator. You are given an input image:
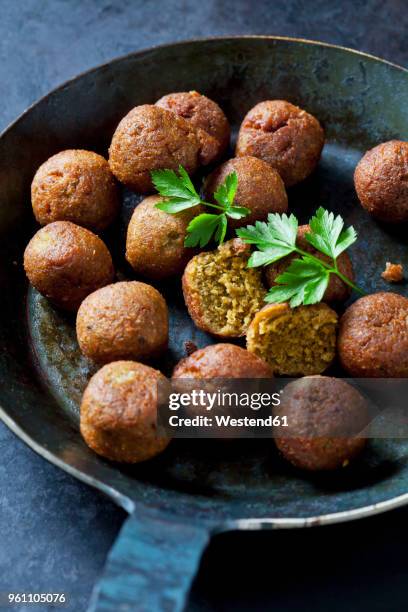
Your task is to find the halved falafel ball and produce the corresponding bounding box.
[265,225,354,303]
[31,150,119,232]
[246,302,338,376]
[125,195,200,280]
[156,91,230,164]
[203,156,288,228]
[236,100,324,186]
[108,105,202,193]
[354,140,408,222]
[274,376,368,471]
[338,292,408,377]
[76,281,168,364]
[182,238,266,338]
[173,343,273,379]
[80,361,170,463]
[24,221,114,311]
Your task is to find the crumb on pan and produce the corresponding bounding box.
[381,262,404,283]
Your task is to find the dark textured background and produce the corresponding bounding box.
[1,1,408,610]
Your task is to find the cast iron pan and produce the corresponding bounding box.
[1,37,408,611]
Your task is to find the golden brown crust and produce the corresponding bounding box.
[76,281,168,364]
[246,302,338,376]
[235,100,324,186]
[354,141,408,223]
[182,239,266,338]
[156,91,230,164]
[108,105,201,193]
[203,156,288,228]
[338,292,408,377]
[265,225,354,302]
[125,195,200,280]
[172,343,273,379]
[24,221,114,311]
[31,149,119,232]
[80,360,170,463]
[274,376,368,471]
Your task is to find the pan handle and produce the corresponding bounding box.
[88,506,210,612]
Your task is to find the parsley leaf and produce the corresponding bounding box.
[151,166,249,247]
[152,166,202,213]
[184,213,228,248]
[265,257,330,307]
[214,172,250,220]
[214,171,238,209]
[306,207,357,259]
[238,208,363,307]
[236,213,298,267]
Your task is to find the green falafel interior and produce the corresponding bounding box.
[237,207,365,307]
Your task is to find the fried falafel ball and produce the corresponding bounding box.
[182,238,266,338]
[274,376,368,471]
[173,343,273,379]
[156,91,230,164]
[76,281,168,364]
[246,302,338,376]
[31,150,119,232]
[354,141,408,222]
[24,221,114,311]
[203,156,288,228]
[338,292,408,377]
[108,105,203,193]
[125,195,201,280]
[265,225,354,303]
[236,100,325,187]
[80,361,170,463]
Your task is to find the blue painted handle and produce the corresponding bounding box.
[88,507,210,612]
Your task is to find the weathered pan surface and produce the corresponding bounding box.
[1,37,408,526]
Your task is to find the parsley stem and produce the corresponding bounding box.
[294,246,366,296]
[334,266,367,296]
[202,201,227,212]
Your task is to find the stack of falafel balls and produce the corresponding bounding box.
[23,91,408,472]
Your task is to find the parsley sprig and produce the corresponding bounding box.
[237,207,365,307]
[151,166,249,247]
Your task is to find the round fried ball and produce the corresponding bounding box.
[338,292,408,377]
[109,105,202,193]
[265,225,354,303]
[203,156,288,228]
[236,100,325,186]
[156,91,230,164]
[76,281,168,364]
[247,302,338,376]
[173,343,273,379]
[24,221,114,311]
[126,195,200,280]
[354,140,408,222]
[80,361,170,463]
[274,376,368,471]
[182,238,266,338]
[31,150,119,232]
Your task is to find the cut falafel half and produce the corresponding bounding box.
[246,302,338,376]
[182,238,266,338]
